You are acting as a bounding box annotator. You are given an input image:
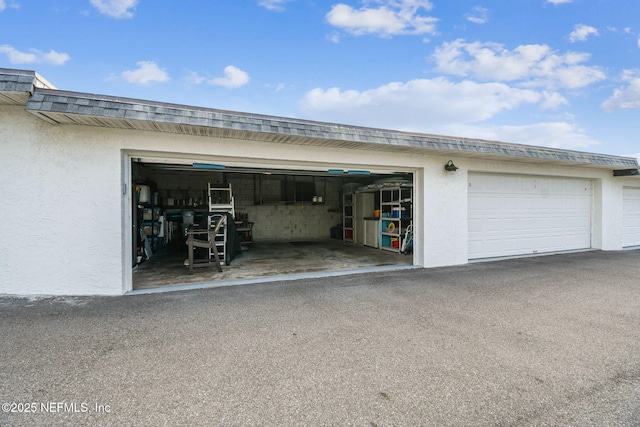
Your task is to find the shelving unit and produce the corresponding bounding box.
[379,185,413,253]
[135,183,163,263]
[343,192,354,242]
[140,206,163,251]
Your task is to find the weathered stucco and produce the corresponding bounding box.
[1,106,123,295]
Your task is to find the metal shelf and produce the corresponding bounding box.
[379,186,413,254]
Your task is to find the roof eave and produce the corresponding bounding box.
[19,87,640,171]
[0,68,58,105]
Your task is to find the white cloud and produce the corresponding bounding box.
[90,0,138,19]
[601,70,640,111]
[182,70,205,86]
[0,44,70,65]
[546,0,572,4]
[569,24,599,43]
[540,91,569,109]
[450,122,599,150]
[258,0,291,11]
[266,82,286,92]
[431,39,606,89]
[0,0,16,12]
[208,66,250,89]
[300,77,541,128]
[465,6,488,25]
[327,32,341,43]
[119,61,170,85]
[326,0,438,38]
[181,67,251,89]
[298,77,599,150]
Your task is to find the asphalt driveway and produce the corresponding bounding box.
[1,250,639,426]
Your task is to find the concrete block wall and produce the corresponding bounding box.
[243,203,341,240]
[235,174,343,241]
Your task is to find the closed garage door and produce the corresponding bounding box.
[623,187,640,247]
[468,173,592,259]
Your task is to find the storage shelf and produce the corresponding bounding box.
[379,185,413,254]
[343,192,355,242]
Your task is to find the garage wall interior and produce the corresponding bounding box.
[133,163,344,242]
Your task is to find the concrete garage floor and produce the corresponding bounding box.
[133,239,414,290]
[1,250,639,426]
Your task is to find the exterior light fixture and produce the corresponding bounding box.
[444,160,458,172]
[613,169,640,177]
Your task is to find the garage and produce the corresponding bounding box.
[468,173,592,259]
[4,68,640,296]
[623,187,640,248]
[131,157,415,290]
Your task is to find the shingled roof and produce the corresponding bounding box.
[0,68,56,105]
[3,68,639,170]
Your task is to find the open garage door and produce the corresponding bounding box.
[623,187,640,248]
[468,173,592,259]
[128,156,415,290]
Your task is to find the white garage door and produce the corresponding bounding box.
[468,174,592,259]
[623,187,640,247]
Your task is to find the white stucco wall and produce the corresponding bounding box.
[420,162,469,267]
[1,106,124,295]
[1,104,636,296]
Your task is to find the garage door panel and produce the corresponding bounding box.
[485,197,504,210]
[623,187,640,247]
[468,174,592,259]
[511,217,536,231]
[485,219,504,232]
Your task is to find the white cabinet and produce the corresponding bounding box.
[355,192,374,244]
[364,219,379,248]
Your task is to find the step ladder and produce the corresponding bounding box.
[208,183,235,217]
[401,224,413,255]
[207,183,235,265]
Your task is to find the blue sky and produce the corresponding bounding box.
[1,0,639,160]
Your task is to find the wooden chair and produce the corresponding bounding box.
[185,215,225,274]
